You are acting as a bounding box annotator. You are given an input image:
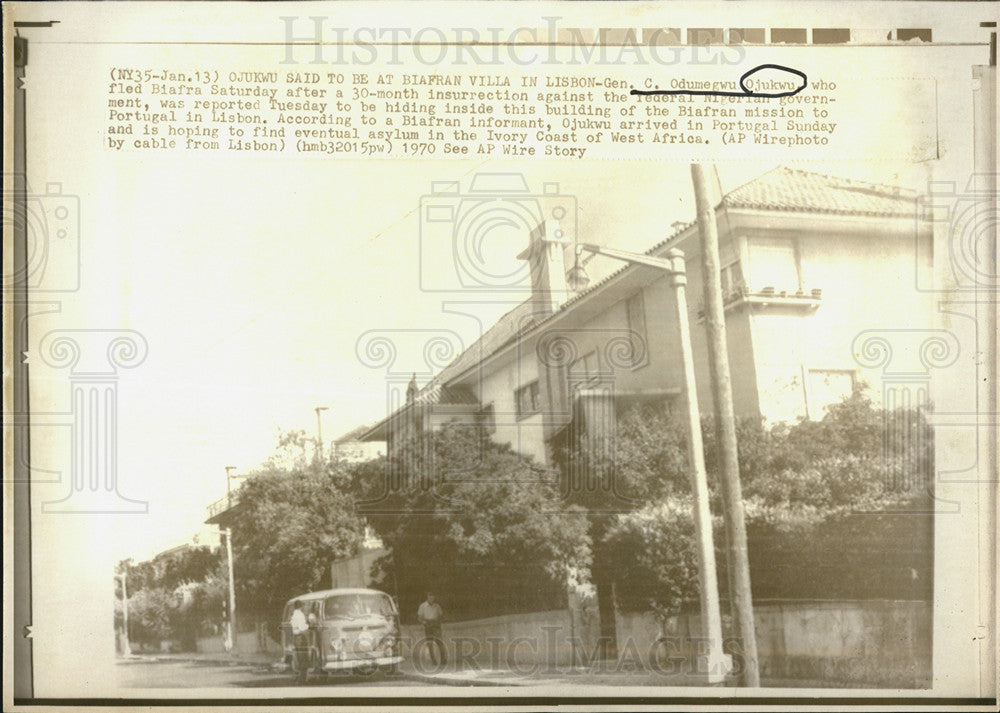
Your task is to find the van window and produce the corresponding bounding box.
[324,593,394,620]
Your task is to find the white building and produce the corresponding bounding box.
[360,166,935,466]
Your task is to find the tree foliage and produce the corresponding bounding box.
[115,546,226,651]
[228,456,366,632]
[354,424,591,622]
[599,500,705,619]
[600,387,934,616]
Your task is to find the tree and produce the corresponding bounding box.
[228,458,366,634]
[123,587,173,650]
[157,546,221,592]
[355,424,591,622]
[600,500,705,618]
[599,387,934,616]
[115,547,227,652]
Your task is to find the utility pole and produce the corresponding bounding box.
[314,406,329,465]
[223,528,236,653]
[116,570,132,656]
[571,243,731,682]
[690,163,760,686]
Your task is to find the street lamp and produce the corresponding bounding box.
[569,243,731,683]
[114,571,131,657]
[314,406,329,464]
[220,466,242,654]
[221,527,237,654]
[225,465,239,498]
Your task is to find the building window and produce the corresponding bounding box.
[568,351,600,397]
[515,381,541,419]
[721,258,746,298]
[747,237,800,292]
[625,292,650,368]
[476,403,496,434]
[808,369,855,418]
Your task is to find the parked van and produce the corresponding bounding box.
[280,588,403,678]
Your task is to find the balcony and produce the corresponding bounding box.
[698,286,823,321]
[205,492,241,525]
[723,285,823,311]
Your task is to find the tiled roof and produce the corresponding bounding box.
[334,423,375,444]
[722,166,921,217]
[407,299,539,405]
[412,383,479,407]
[360,303,536,440]
[557,220,694,313]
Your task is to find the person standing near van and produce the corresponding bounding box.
[417,592,447,666]
[290,601,310,683]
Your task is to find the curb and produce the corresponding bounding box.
[395,671,524,687]
[118,654,275,669]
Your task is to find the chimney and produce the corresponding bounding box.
[517,219,570,316]
[406,373,418,404]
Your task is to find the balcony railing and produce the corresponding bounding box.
[728,285,823,309]
[698,285,823,320]
[206,492,239,521]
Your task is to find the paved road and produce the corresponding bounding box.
[117,659,424,689]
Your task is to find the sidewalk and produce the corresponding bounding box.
[397,658,742,687]
[117,651,277,669]
[117,652,843,688]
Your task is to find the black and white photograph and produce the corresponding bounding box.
[3,2,997,710]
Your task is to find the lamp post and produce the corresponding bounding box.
[222,527,236,654]
[219,466,243,653]
[115,570,131,656]
[570,243,731,683]
[314,406,329,465]
[225,465,238,500]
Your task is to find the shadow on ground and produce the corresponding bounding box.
[234,671,406,688]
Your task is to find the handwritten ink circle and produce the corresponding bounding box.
[739,64,808,97]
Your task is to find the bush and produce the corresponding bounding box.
[599,388,934,612]
[599,500,706,617]
[357,424,591,623]
[116,547,228,651]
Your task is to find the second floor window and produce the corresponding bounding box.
[515,381,541,418]
[721,258,746,297]
[625,291,650,368]
[746,237,800,292]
